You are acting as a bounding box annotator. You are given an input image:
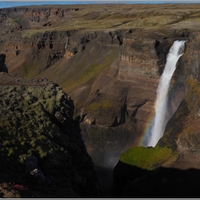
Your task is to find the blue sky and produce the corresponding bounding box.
[0,0,200,9]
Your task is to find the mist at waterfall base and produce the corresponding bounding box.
[142,40,186,147]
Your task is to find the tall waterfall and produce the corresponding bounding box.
[147,40,186,147]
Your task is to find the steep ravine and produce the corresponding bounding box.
[0,27,191,196]
[1,4,200,197]
[0,6,192,161]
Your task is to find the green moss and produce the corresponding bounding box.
[120,146,177,170]
[19,154,27,163]
[0,85,67,164]
[8,148,14,156]
[42,98,56,113]
[30,139,36,147]
[36,146,47,158]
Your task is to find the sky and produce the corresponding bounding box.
[0,0,200,9]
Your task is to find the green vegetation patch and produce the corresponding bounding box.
[120,146,177,170]
[0,85,68,163]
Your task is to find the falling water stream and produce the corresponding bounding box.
[147,40,186,147]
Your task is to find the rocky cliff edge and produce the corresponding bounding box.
[0,72,103,197]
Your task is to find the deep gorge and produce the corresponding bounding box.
[1,4,200,197]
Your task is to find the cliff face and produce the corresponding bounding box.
[112,74,200,197]
[0,7,75,31]
[112,31,200,197]
[0,72,102,197]
[0,4,193,169]
[68,30,188,167]
[2,5,200,196]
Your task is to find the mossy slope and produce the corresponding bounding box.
[120,146,177,170]
[0,78,101,197]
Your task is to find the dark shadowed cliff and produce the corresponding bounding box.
[0,72,104,197]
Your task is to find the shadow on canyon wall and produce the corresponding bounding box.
[113,161,200,197]
[90,151,121,196]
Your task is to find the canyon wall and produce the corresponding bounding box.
[0,8,190,167]
[112,31,200,197]
[0,5,200,183]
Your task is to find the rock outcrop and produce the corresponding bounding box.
[0,72,103,197]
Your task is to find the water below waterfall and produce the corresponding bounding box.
[147,40,186,147]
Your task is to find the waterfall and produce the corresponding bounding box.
[147,40,186,147]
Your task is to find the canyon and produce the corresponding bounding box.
[1,3,200,197]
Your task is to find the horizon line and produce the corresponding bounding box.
[1,1,200,9]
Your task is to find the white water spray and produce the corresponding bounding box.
[147,40,186,147]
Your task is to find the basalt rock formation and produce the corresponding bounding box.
[0,72,103,197]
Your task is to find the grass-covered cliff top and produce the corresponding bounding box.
[120,146,178,170]
[2,4,200,37]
